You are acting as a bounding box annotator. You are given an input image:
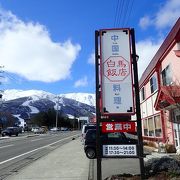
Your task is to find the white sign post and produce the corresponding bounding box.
[100,29,135,115]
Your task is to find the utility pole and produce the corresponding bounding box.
[55,96,60,128]
[0,66,4,130]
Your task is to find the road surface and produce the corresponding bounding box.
[0,131,80,179]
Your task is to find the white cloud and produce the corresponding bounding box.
[136,39,162,78]
[155,0,180,29]
[139,0,180,30]
[88,52,95,65]
[0,8,81,83]
[138,0,180,79]
[139,16,152,29]
[74,76,88,88]
[0,76,8,84]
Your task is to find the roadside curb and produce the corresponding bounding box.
[88,159,94,180]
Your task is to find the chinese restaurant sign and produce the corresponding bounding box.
[100,29,135,115]
[102,121,136,133]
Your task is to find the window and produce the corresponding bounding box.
[106,132,126,143]
[175,115,180,123]
[142,115,162,138]
[148,117,155,136]
[150,76,157,93]
[141,87,145,101]
[143,119,148,136]
[161,65,172,85]
[86,130,96,140]
[154,115,162,137]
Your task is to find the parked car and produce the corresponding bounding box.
[60,127,69,131]
[24,126,32,132]
[84,129,138,159]
[81,124,96,143]
[50,127,59,132]
[31,127,38,132]
[1,127,19,137]
[33,127,45,134]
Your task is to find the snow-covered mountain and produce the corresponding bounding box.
[60,93,95,107]
[3,89,95,107]
[1,89,96,126]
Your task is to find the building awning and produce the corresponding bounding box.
[154,86,180,110]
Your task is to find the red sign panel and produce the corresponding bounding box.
[102,121,136,133]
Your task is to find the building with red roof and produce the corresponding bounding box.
[139,18,180,148]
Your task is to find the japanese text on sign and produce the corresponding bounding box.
[103,56,130,82]
[111,35,119,56]
[112,84,121,109]
[102,122,136,133]
[100,29,135,115]
[103,145,137,156]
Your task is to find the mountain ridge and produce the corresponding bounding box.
[2,89,95,107]
[1,89,96,127]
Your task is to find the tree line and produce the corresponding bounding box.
[31,108,79,129]
[0,108,79,130]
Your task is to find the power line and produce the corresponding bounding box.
[124,0,134,27]
[121,0,131,27]
[114,0,135,28]
[114,0,120,27]
[117,0,125,27]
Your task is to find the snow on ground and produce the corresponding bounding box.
[13,114,26,127]
[22,100,39,114]
[60,93,95,106]
[67,114,75,119]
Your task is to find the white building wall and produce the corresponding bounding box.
[146,98,153,116]
[141,101,147,118]
[152,92,159,114]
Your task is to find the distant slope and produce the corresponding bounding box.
[3,89,95,106]
[1,89,96,125]
[60,93,95,107]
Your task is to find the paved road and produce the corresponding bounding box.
[0,131,167,180]
[0,131,80,179]
[5,137,89,180]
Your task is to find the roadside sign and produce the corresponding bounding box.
[95,29,145,179]
[102,121,136,133]
[103,144,137,157]
[100,29,135,115]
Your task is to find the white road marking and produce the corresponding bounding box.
[0,144,14,149]
[0,134,78,165]
[31,138,43,142]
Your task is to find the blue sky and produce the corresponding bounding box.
[0,0,179,94]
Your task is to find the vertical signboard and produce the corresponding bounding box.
[95,29,145,180]
[100,29,135,115]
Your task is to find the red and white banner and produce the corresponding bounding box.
[102,121,136,133]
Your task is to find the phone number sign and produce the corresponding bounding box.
[103,145,137,157]
[102,121,136,133]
